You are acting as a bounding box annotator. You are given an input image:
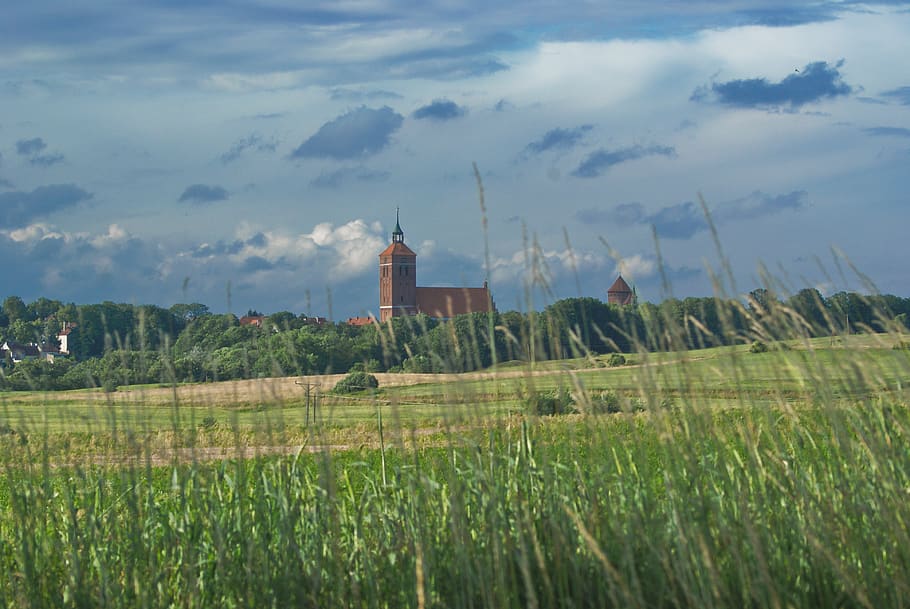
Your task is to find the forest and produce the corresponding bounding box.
[2,288,909,392]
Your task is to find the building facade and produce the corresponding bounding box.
[378,215,419,321]
[378,213,494,322]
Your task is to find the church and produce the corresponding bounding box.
[378,213,494,322]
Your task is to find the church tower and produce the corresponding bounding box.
[607,275,635,306]
[379,210,417,322]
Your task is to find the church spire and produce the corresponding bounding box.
[392,207,404,243]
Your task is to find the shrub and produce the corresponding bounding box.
[348,360,382,374]
[525,387,574,416]
[750,340,769,354]
[402,354,436,373]
[333,371,379,394]
[608,353,627,367]
[102,377,119,393]
[585,390,651,414]
[590,390,622,413]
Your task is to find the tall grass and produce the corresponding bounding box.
[3,233,910,606]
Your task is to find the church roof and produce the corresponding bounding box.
[379,241,416,257]
[608,275,632,294]
[416,286,494,318]
[392,209,403,238]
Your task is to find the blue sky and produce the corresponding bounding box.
[1,1,908,319]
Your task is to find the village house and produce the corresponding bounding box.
[1,341,41,363]
[239,315,265,328]
[58,322,75,355]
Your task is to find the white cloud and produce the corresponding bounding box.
[90,224,129,247]
[614,254,656,281]
[7,223,65,243]
[489,246,608,284]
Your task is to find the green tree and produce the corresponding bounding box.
[747,288,775,317]
[2,296,30,324]
[787,288,829,336]
[7,319,42,343]
[266,311,298,331]
[542,297,619,357]
[68,302,137,358]
[27,297,63,320]
[169,303,210,322]
[173,314,240,355]
[828,292,872,333]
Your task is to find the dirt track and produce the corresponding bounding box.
[85,368,582,406]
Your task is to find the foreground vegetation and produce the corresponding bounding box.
[2,281,910,606]
[2,400,907,608]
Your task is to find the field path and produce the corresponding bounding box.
[74,367,602,406]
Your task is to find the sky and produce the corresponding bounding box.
[1,1,909,320]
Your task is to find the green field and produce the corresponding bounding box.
[2,333,910,607]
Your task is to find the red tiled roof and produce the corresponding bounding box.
[239,315,265,327]
[346,316,375,326]
[607,275,632,294]
[379,241,417,257]
[607,275,635,305]
[416,286,494,318]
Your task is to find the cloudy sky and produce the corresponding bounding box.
[1,1,908,319]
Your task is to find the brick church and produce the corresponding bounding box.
[378,213,494,322]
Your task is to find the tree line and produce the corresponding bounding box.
[2,287,909,392]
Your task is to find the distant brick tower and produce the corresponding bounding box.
[607,275,635,306]
[379,210,417,322]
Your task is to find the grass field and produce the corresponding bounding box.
[2,331,910,607]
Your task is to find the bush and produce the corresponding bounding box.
[402,355,436,373]
[608,353,626,367]
[525,387,574,416]
[590,390,622,413]
[589,390,651,414]
[750,340,769,354]
[349,359,381,373]
[102,377,119,393]
[333,371,379,394]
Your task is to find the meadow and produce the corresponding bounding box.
[1,323,910,607]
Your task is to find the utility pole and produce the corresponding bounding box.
[295,381,319,425]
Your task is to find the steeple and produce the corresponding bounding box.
[392,208,404,243]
